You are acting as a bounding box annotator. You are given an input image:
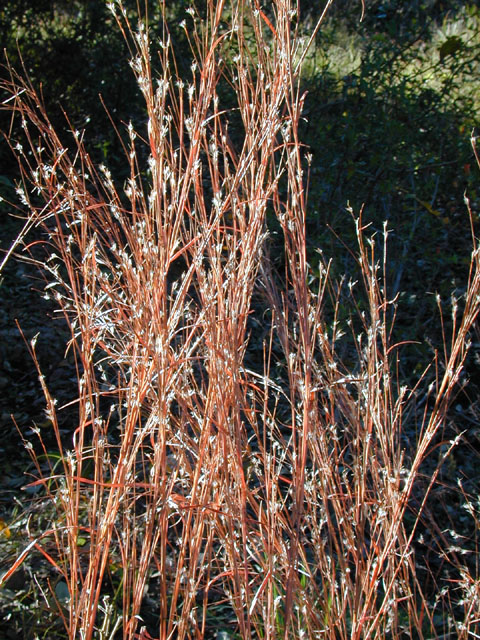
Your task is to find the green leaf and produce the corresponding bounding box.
[55,580,70,602]
[439,36,463,62]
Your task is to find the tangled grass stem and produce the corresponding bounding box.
[2,1,480,639]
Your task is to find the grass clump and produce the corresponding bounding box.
[1,1,480,638]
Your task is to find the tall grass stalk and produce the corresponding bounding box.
[1,1,480,638]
